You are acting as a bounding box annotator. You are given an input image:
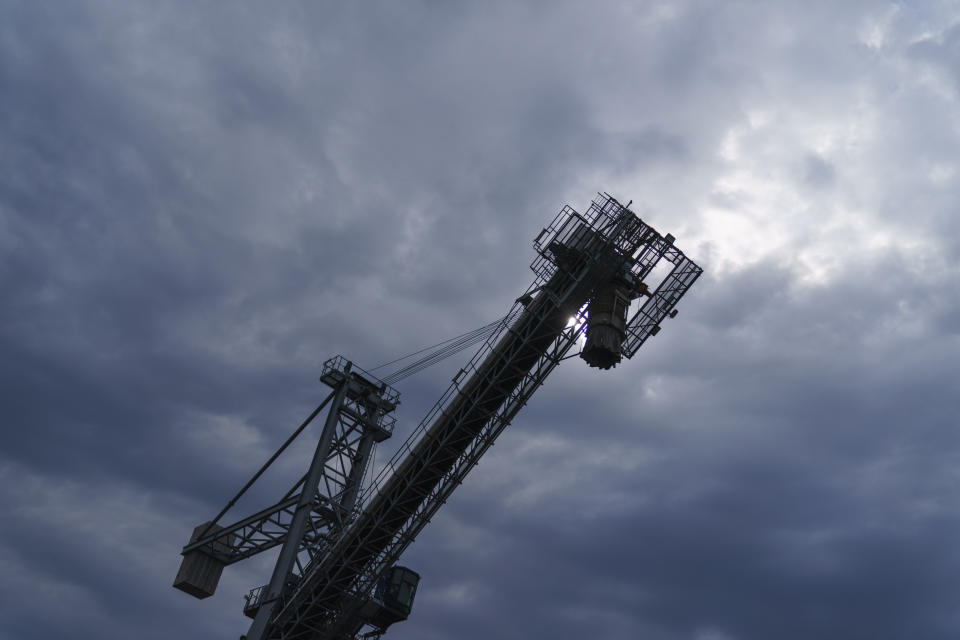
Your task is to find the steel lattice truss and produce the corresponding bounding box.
[180,359,399,602]
[175,194,702,640]
[256,194,702,639]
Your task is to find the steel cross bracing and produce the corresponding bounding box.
[171,194,702,640]
[255,195,701,640]
[534,196,703,359]
[274,302,588,639]
[622,250,701,357]
[177,358,399,608]
[242,358,404,638]
[183,494,302,565]
[181,472,351,570]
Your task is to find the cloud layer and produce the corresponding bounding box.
[2,1,959,639]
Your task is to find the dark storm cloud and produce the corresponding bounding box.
[399,247,960,640]
[2,1,960,639]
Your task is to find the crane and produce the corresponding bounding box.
[173,194,702,639]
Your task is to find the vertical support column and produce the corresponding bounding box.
[337,393,386,518]
[246,362,353,640]
[339,430,376,518]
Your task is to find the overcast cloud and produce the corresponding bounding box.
[2,1,960,639]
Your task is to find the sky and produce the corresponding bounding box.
[2,1,960,639]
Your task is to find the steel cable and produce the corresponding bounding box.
[372,310,522,385]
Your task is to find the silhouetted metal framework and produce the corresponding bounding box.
[174,194,702,640]
[175,359,399,611]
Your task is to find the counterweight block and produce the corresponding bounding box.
[173,522,234,599]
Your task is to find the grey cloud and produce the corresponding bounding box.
[3,1,960,639]
[909,22,960,95]
[803,153,835,187]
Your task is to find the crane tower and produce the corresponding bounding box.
[174,194,702,639]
